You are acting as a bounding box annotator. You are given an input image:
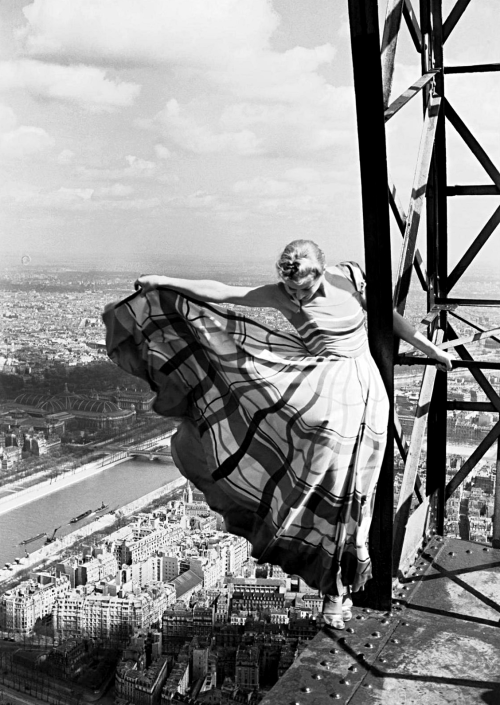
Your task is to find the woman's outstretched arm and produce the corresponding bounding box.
[134,274,280,308]
[393,310,453,372]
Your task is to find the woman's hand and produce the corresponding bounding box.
[432,348,454,373]
[134,275,164,295]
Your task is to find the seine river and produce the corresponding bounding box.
[0,458,180,567]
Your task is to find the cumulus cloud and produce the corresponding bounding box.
[0,125,55,159]
[0,59,140,112]
[148,99,263,156]
[17,0,279,67]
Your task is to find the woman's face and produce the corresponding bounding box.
[282,273,324,305]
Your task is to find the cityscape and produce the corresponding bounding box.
[0,263,499,705]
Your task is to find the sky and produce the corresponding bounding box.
[0,0,498,279]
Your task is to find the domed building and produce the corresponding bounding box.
[12,386,136,431]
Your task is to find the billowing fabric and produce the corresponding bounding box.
[103,262,389,596]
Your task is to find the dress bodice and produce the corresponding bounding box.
[283,264,368,358]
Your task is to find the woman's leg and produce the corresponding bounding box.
[322,594,345,630]
[342,585,353,622]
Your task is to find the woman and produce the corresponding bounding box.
[103,240,453,629]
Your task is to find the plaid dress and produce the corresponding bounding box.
[103,262,389,596]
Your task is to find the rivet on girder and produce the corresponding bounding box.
[379,657,387,663]
[346,628,355,633]
[381,619,390,625]
[320,661,333,668]
[364,608,372,613]
[364,643,374,649]
[330,649,339,655]
[483,548,490,552]
[448,552,456,556]
[348,665,358,672]
[312,674,322,680]
[363,684,373,689]
[403,622,410,627]
[339,679,351,685]
[301,686,312,693]
[384,611,393,617]
[466,549,472,554]
[371,631,381,638]
[391,639,400,644]
[329,694,341,700]
[289,701,301,705]
[356,615,366,621]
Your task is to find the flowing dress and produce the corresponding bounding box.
[103,262,389,596]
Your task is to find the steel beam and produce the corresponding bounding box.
[403,0,422,52]
[447,205,500,291]
[445,420,500,499]
[381,0,405,108]
[384,71,437,121]
[447,401,498,412]
[426,0,448,540]
[447,185,500,196]
[493,441,500,549]
[443,0,472,43]
[445,99,500,187]
[398,356,500,370]
[348,0,394,610]
[446,322,500,411]
[393,93,441,317]
[388,172,428,290]
[445,63,500,74]
[449,309,500,346]
[393,330,442,573]
[437,297,500,307]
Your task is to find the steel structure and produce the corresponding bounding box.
[348,0,500,609]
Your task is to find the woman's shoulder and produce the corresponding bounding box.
[328,261,366,293]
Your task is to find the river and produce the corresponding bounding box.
[0,457,180,567]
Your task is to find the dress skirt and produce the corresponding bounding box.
[103,289,389,596]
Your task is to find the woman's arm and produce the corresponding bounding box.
[393,310,453,371]
[134,274,280,308]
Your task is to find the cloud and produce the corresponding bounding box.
[0,59,140,112]
[57,149,75,165]
[147,99,263,156]
[154,144,172,160]
[95,183,134,198]
[0,125,55,159]
[77,155,160,181]
[0,104,17,132]
[17,0,279,67]
[3,184,160,210]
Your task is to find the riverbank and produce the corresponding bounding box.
[0,475,186,587]
[0,431,175,517]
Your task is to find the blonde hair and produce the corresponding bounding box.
[276,240,326,282]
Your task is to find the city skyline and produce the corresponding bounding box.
[0,1,498,277]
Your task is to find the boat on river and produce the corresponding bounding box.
[94,501,109,512]
[69,509,93,524]
[19,532,47,546]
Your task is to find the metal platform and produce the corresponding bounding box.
[262,536,500,705]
